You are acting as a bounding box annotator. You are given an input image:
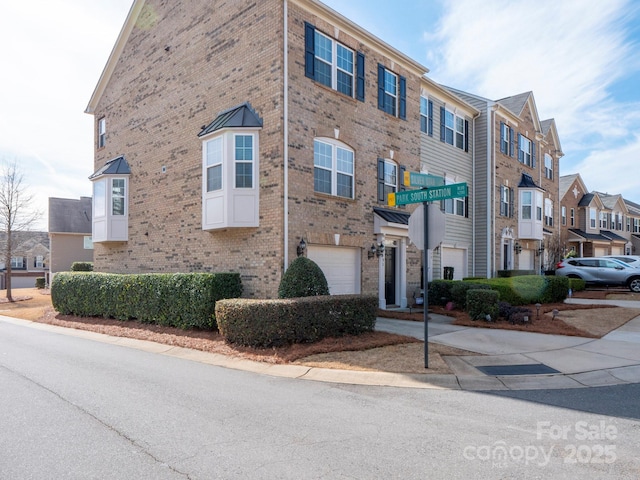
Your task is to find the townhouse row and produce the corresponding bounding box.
[85,0,565,308]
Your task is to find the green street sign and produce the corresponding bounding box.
[403,171,445,188]
[388,182,468,206]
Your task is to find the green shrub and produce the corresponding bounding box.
[51,272,242,329]
[466,289,499,321]
[451,282,492,309]
[35,277,46,289]
[70,262,93,272]
[427,280,454,306]
[468,275,568,305]
[278,257,329,298]
[217,295,377,347]
[497,270,537,278]
[568,278,586,292]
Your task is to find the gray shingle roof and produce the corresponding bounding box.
[198,102,263,137]
[559,174,580,199]
[48,197,92,234]
[568,228,611,242]
[496,92,532,116]
[517,173,541,189]
[373,207,410,225]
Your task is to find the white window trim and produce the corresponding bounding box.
[233,133,255,189]
[420,96,429,133]
[444,177,466,217]
[544,153,553,179]
[313,137,355,199]
[98,118,106,148]
[205,136,223,192]
[383,69,398,116]
[315,30,355,97]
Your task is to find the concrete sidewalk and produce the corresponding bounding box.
[3,298,640,391]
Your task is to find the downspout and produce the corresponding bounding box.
[471,110,480,277]
[487,104,495,277]
[283,0,289,271]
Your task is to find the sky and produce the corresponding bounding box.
[1,0,639,231]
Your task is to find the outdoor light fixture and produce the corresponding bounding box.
[537,243,545,256]
[296,238,306,257]
[514,241,522,255]
[368,242,385,259]
[552,309,559,321]
[535,303,541,320]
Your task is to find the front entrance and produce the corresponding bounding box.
[384,246,396,306]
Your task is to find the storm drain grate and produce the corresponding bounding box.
[476,364,561,376]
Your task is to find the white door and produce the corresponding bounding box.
[307,246,360,295]
[441,247,465,280]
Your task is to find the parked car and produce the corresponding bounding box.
[555,257,640,292]
[602,255,640,268]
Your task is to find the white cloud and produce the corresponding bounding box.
[425,0,640,200]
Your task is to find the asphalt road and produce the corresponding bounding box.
[2,319,640,479]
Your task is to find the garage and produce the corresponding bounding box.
[306,246,361,295]
[441,247,466,280]
[595,247,607,257]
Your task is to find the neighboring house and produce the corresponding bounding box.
[84,0,563,306]
[48,197,94,279]
[447,88,563,276]
[559,174,640,257]
[0,231,50,289]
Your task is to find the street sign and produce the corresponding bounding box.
[408,203,445,250]
[388,182,468,206]
[403,171,445,188]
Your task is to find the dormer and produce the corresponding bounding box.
[198,103,263,231]
[89,156,130,243]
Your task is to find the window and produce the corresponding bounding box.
[442,178,467,217]
[420,96,433,135]
[112,179,125,216]
[500,122,514,156]
[205,136,223,192]
[84,236,94,249]
[11,257,24,269]
[518,134,535,167]
[634,218,640,233]
[314,139,354,199]
[617,213,623,230]
[627,218,631,232]
[440,108,468,151]
[377,64,406,119]
[500,185,513,217]
[600,212,607,229]
[94,179,106,218]
[544,154,553,179]
[590,208,597,228]
[521,191,532,220]
[35,255,44,268]
[98,118,106,148]
[562,206,566,225]
[305,23,364,101]
[234,134,253,188]
[570,208,575,227]
[544,198,553,227]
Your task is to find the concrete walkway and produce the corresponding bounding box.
[3,298,640,391]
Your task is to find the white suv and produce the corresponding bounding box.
[555,257,640,292]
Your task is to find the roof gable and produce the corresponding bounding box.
[48,197,92,234]
[559,173,588,201]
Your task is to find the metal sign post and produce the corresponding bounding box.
[422,197,429,368]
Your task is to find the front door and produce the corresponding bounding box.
[384,247,396,306]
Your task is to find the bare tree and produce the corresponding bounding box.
[0,160,41,302]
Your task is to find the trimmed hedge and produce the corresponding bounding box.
[51,272,242,329]
[467,275,569,305]
[35,277,46,289]
[451,282,491,309]
[71,262,93,272]
[466,289,499,321]
[216,294,377,347]
[278,257,329,298]
[428,280,454,306]
[568,278,586,292]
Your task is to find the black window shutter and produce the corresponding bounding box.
[439,106,446,142]
[464,119,469,152]
[304,22,315,79]
[399,165,406,192]
[464,195,469,218]
[532,142,536,167]
[509,188,514,217]
[399,76,406,120]
[356,52,365,102]
[509,127,515,157]
[377,64,385,111]
[377,158,385,202]
[499,122,505,153]
[500,185,505,215]
[427,100,433,136]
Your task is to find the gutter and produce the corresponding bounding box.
[283,0,290,271]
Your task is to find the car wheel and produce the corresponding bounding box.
[628,278,640,293]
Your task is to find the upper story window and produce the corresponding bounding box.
[234,134,254,188]
[89,155,131,243]
[376,158,403,204]
[616,213,623,230]
[521,191,532,220]
[544,154,553,179]
[544,198,553,227]
[562,206,567,225]
[440,108,468,151]
[98,118,106,148]
[500,122,514,156]
[600,212,608,229]
[35,255,44,268]
[518,134,535,167]
[500,185,513,217]
[11,257,24,269]
[634,218,640,233]
[443,178,467,217]
[112,179,126,216]
[377,64,406,119]
[314,138,354,199]
[590,208,597,228]
[570,208,575,226]
[305,23,364,101]
[420,96,433,135]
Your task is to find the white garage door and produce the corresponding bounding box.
[441,248,465,280]
[595,247,607,257]
[307,246,360,295]
[611,247,624,255]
